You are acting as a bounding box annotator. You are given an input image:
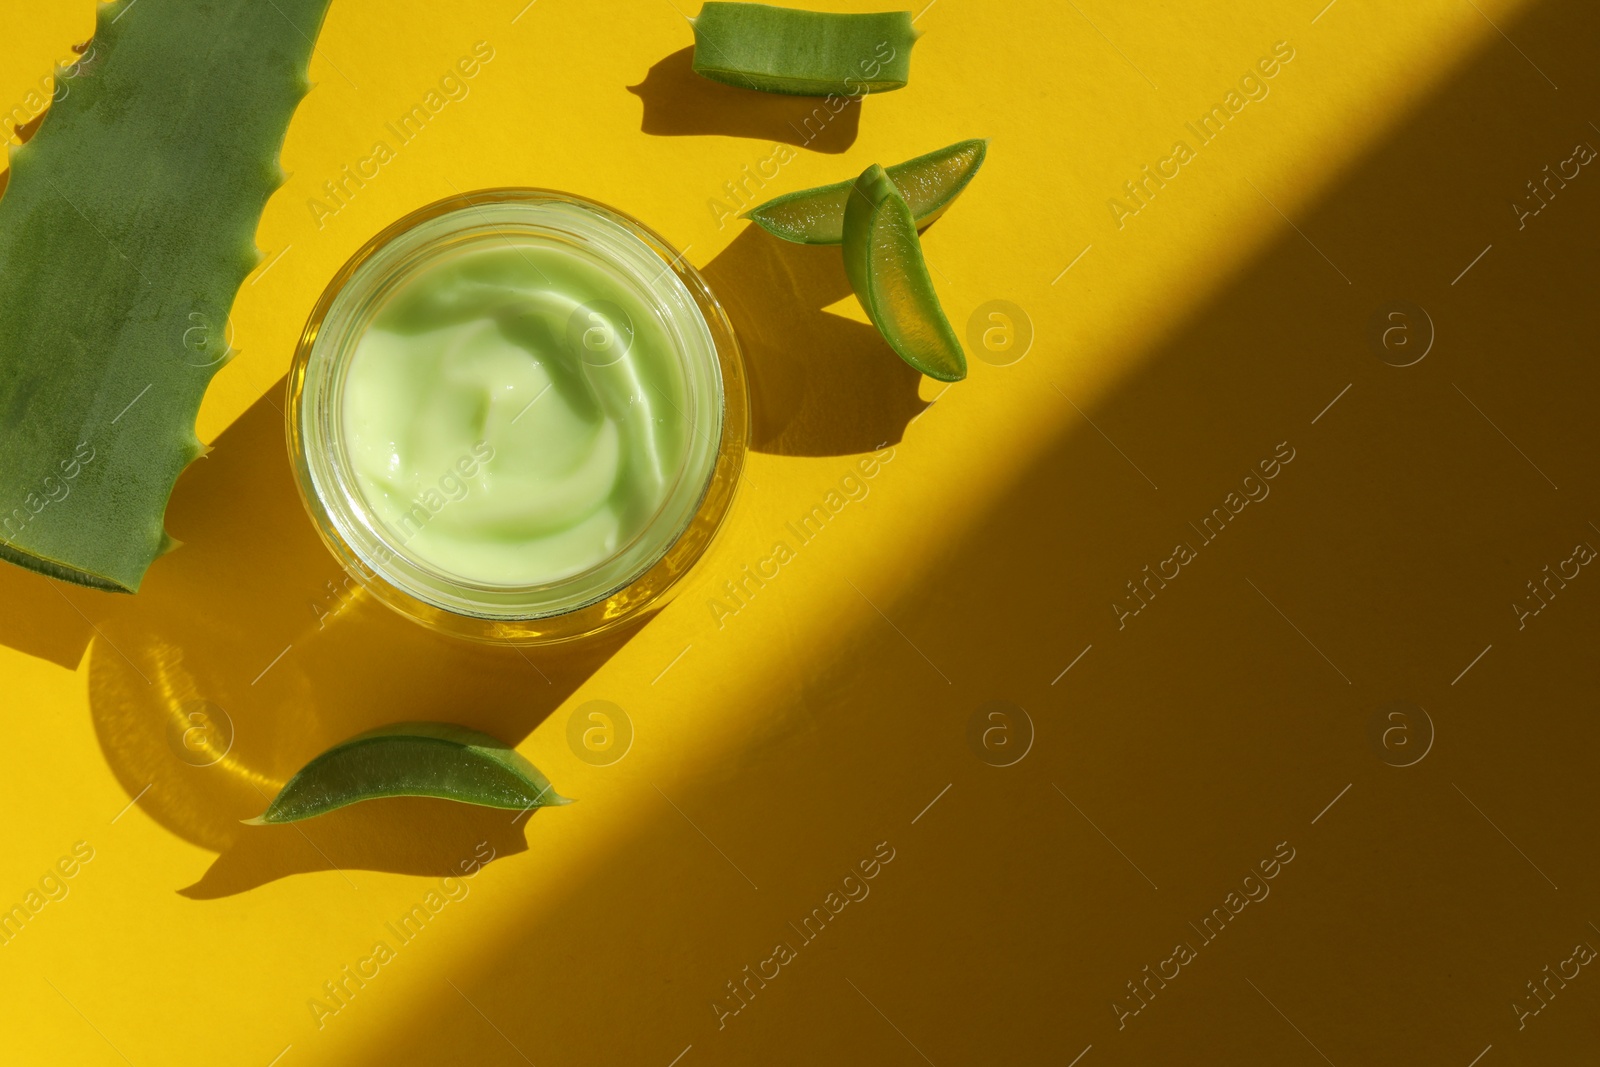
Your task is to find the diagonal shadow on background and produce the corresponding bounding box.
[333,1,1600,1064]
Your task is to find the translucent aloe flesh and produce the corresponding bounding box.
[692,3,917,96]
[843,164,967,382]
[0,0,331,591]
[247,723,572,824]
[746,138,987,244]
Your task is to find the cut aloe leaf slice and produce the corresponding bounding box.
[245,723,571,825]
[843,164,968,382]
[691,3,917,96]
[747,138,987,245]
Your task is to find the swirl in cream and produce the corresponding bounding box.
[341,243,688,586]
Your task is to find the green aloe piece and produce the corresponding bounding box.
[843,164,967,382]
[246,723,572,825]
[747,138,987,245]
[0,0,331,591]
[691,2,917,96]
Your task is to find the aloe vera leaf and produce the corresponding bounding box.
[691,2,918,96]
[843,164,967,382]
[247,723,573,825]
[0,0,331,591]
[747,138,987,245]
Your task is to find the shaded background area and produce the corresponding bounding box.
[0,0,1596,1065]
[82,385,615,895]
[704,226,928,456]
[337,0,1600,1063]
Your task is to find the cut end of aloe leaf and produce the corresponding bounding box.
[746,137,988,245]
[247,722,572,825]
[843,164,968,382]
[0,538,135,592]
[691,2,917,97]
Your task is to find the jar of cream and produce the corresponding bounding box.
[287,189,747,643]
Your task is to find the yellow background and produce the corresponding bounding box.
[2,0,1598,1062]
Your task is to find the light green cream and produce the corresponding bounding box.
[341,242,690,586]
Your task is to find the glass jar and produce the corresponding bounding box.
[286,189,747,644]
